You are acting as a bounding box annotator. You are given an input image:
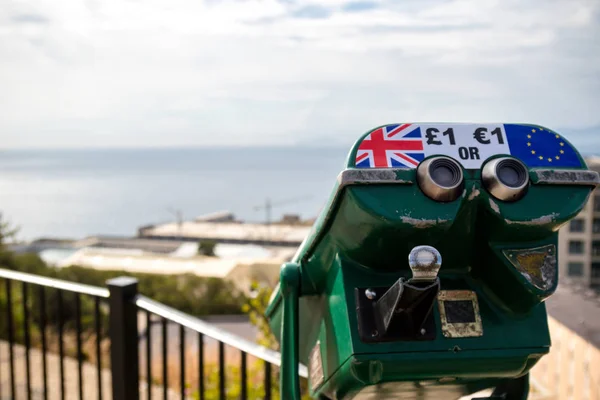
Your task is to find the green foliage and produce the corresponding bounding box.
[189,360,278,400]
[242,281,312,399]
[0,280,28,342]
[61,265,245,316]
[198,239,217,256]
[1,252,247,317]
[183,359,310,400]
[242,281,278,350]
[0,213,19,247]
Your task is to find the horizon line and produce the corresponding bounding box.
[0,144,353,151]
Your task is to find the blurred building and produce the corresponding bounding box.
[558,156,600,291]
[138,216,311,247]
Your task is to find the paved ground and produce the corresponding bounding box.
[0,315,258,400]
[139,314,258,359]
[545,282,600,348]
[0,340,199,400]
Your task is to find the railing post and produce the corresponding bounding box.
[107,277,139,400]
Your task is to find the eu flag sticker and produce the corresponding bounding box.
[505,124,584,168]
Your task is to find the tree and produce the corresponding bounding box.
[198,239,217,256]
[0,213,19,248]
[242,280,311,398]
[242,281,279,349]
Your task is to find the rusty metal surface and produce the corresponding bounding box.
[338,168,414,186]
[503,244,557,292]
[533,169,600,186]
[437,290,484,338]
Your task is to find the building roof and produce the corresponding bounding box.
[545,282,600,348]
[57,247,281,278]
[585,155,600,171]
[194,211,237,223]
[138,221,312,246]
[74,235,185,254]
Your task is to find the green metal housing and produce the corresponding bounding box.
[266,123,599,400]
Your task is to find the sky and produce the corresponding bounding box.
[1,0,599,151]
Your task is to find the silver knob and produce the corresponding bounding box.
[408,245,442,281]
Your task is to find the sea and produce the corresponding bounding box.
[0,147,349,241]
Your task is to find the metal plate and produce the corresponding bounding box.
[309,341,324,392]
[503,244,556,292]
[437,290,483,338]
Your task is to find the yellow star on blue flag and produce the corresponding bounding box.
[505,125,582,167]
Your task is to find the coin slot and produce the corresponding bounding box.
[443,300,476,324]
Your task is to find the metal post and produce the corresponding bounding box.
[107,277,139,400]
[279,262,302,400]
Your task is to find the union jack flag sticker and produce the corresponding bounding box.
[355,124,425,168]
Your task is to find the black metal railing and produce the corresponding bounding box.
[0,268,111,400]
[0,268,307,400]
[135,295,308,400]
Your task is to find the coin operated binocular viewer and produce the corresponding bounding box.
[265,123,600,400]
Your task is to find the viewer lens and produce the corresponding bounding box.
[416,156,464,202]
[497,160,527,188]
[430,159,461,188]
[482,157,529,201]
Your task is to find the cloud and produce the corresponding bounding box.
[10,14,50,24]
[291,5,333,19]
[0,0,599,149]
[561,125,600,156]
[341,1,379,13]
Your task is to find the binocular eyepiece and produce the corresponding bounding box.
[417,155,530,203]
[482,157,529,201]
[417,156,464,202]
